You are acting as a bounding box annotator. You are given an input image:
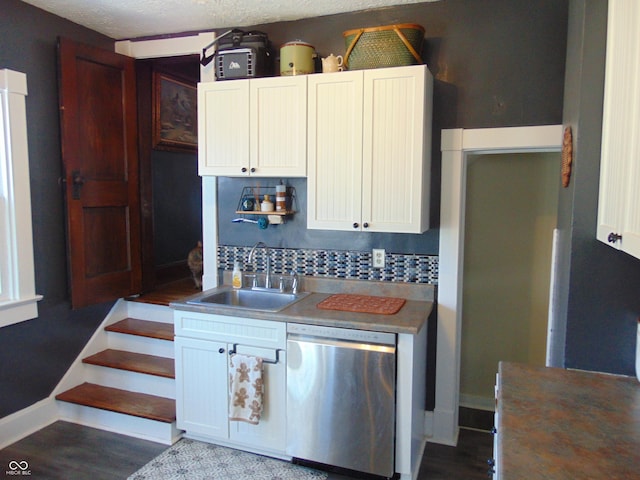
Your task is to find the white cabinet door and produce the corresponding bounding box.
[307,65,432,233]
[307,71,363,230]
[198,80,250,176]
[175,336,229,439]
[198,76,306,177]
[363,66,432,233]
[250,76,307,177]
[597,0,640,259]
[228,346,287,453]
[174,311,287,453]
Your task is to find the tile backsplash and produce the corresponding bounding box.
[218,245,438,284]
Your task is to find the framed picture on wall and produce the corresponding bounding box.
[152,72,197,152]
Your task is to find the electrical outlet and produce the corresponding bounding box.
[372,248,386,268]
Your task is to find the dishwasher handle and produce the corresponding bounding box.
[287,322,395,346]
[287,334,396,354]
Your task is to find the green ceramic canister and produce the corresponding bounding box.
[280,40,315,76]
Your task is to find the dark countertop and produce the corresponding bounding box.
[171,277,434,335]
[497,362,640,479]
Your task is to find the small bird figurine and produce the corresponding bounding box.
[187,241,203,289]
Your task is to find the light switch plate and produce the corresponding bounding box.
[372,248,386,268]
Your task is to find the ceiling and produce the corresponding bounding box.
[21,0,439,40]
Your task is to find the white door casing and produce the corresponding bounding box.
[434,125,562,446]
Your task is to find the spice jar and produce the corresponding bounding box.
[276,184,287,212]
[261,194,274,212]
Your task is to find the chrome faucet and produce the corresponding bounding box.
[247,241,271,288]
[291,270,299,294]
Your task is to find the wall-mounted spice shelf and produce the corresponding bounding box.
[234,185,297,216]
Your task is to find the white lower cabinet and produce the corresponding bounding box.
[175,336,229,439]
[174,310,287,455]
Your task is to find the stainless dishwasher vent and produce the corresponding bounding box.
[286,323,396,478]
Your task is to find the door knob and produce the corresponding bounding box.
[71,170,85,200]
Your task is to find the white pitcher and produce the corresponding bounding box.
[322,54,344,73]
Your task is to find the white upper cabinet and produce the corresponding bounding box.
[307,70,364,230]
[198,76,306,177]
[597,0,640,259]
[307,65,433,233]
[198,79,249,176]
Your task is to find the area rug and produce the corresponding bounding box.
[127,438,328,480]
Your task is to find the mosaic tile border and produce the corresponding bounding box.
[218,245,438,285]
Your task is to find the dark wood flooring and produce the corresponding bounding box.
[128,277,201,306]
[1,421,493,479]
[0,421,166,480]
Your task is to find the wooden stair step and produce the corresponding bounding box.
[83,349,175,378]
[56,383,175,423]
[105,318,174,341]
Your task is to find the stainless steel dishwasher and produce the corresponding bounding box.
[286,323,396,478]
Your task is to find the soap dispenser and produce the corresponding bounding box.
[232,261,242,289]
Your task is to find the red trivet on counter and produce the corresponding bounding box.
[316,293,406,315]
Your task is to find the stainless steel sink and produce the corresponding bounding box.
[187,288,310,312]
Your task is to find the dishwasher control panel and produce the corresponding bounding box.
[287,323,395,346]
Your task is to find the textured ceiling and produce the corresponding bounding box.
[20,0,439,40]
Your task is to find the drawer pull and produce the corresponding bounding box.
[607,232,622,243]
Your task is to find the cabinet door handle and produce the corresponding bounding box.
[241,167,247,173]
[218,347,225,354]
[250,167,256,173]
[353,222,359,229]
[608,232,622,243]
[363,222,369,229]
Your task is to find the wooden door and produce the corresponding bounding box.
[58,38,141,308]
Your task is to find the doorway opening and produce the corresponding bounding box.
[433,125,563,446]
[135,56,202,295]
[460,151,559,410]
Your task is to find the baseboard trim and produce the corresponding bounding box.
[425,407,459,446]
[459,393,495,411]
[0,398,58,449]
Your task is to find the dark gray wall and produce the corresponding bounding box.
[1,0,572,419]
[152,150,202,265]
[218,0,569,256]
[557,0,640,376]
[0,0,117,417]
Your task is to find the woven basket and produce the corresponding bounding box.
[343,23,425,70]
